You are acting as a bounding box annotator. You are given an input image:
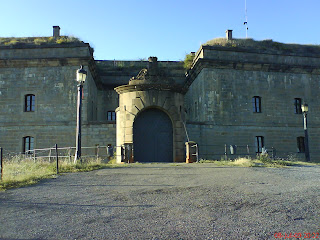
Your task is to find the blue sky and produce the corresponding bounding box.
[1,0,320,61]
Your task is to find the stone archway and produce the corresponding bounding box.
[115,57,186,163]
[133,108,173,162]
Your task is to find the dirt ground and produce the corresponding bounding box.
[0,163,319,240]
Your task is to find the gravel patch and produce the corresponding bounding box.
[0,164,319,240]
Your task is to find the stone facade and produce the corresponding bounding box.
[1,28,320,162]
[0,38,115,156]
[185,44,320,161]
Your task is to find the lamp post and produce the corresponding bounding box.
[74,65,87,163]
[301,103,310,162]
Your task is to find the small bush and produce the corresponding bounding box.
[257,154,273,164]
[183,53,195,69]
[287,154,298,162]
[4,39,18,45]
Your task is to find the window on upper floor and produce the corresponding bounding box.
[294,98,302,114]
[23,136,34,153]
[25,94,35,112]
[297,136,305,153]
[252,96,261,113]
[255,136,264,153]
[107,111,116,121]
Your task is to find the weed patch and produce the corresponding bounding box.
[199,156,319,168]
[0,156,125,191]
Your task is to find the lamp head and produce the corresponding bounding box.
[76,65,87,84]
[301,103,309,113]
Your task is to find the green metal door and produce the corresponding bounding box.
[133,108,173,162]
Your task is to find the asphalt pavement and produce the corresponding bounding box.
[0,163,319,240]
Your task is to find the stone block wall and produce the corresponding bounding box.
[0,43,113,156]
[85,70,98,122]
[185,46,320,162]
[0,44,92,60]
[1,125,74,155]
[1,123,116,158]
[0,66,77,123]
[97,89,119,122]
[186,123,318,161]
[0,64,78,155]
[186,68,320,126]
[83,123,116,147]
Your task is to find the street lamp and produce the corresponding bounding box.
[74,65,87,163]
[301,103,310,162]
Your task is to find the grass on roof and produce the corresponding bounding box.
[203,38,320,55]
[0,36,81,46]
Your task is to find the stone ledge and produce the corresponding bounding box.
[0,57,91,68]
[115,84,184,94]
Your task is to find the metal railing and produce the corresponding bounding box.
[197,143,308,161]
[0,144,117,181]
[24,145,114,162]
[191,143,199,162]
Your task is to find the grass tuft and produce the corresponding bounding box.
[232,157,255,167]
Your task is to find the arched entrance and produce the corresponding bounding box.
[133,108,173,162]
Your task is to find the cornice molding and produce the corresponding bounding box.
[115,83,184,94]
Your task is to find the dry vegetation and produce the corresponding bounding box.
[183,52,195,69]
[203,38,320,55]
[0,155,119,191]
[1,154,318,191]
[199,155,319,168]
[0,36,81,46]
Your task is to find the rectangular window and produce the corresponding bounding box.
[294,98,302,114]
[23,136,34,153]
[107,111,116,121]
[25,94,35,112]
[252,96,261,113]
[255,136,264,153]
[297,137,305,153]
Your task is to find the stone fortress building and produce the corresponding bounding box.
[1,27,319,162]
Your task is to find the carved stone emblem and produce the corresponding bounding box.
[129,57,174,85]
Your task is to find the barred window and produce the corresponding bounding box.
[255,136,264,153]
[23,136,34,153]
[294,98,302,114]
[107,111,116,121]
[25,94,35,112]
[252,96,261,113]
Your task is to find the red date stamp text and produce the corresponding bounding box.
[274,232,319,239]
